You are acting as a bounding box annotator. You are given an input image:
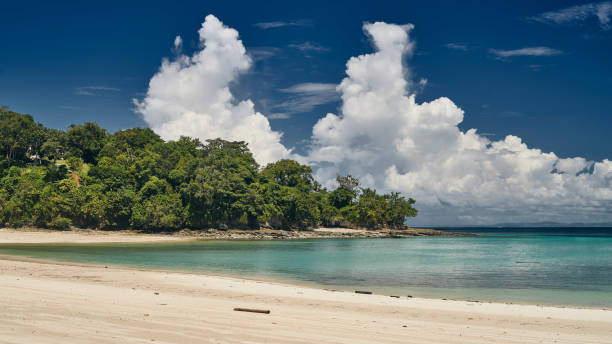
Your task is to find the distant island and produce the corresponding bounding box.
[0,107,418,232]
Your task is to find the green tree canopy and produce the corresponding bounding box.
[0,109,418,231]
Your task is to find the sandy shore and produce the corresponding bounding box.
[0,228,192,244]
[0,257,610,344]
[1,229,610,343]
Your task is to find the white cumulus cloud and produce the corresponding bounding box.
[136,15,612,225]
[134,15,292,165]
[307,21,612,225]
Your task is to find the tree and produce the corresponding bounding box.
[314,190,339,227]
[131,177,185,230]
[66,122,107,163]
[88,156,135,191]
[0,109,38,168]
[384,192,417,228]
[348,188,387,228]
[329,175,359,209]
[66,156,83,171]
[102,187,139,228]
[41,128,68,163]
[0,166,46,227]
[260,159,316,190]
[34,180,77,229]
[181,139,260,228]
[257,160,321,228]
[26,123,48,165]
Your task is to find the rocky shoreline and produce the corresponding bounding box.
[170,228,477,240]
[1,227,476,243]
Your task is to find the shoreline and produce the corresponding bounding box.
[0,226,474,244]
[0,256,610,343]
[0,253,609,311]
[0,228,607,311]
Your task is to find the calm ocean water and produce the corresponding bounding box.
[1,227,611,307]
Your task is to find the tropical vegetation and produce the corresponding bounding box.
[0,107,417,230]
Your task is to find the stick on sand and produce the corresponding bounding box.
[355,290,372,295]
[233,308,271,314]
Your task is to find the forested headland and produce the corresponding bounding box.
[0,107,417,231]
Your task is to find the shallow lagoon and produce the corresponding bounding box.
[1,228,611,307]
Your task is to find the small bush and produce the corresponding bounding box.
[47,216,72,230]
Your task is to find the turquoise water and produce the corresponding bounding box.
[1,228,611,307]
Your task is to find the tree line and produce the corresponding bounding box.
[0,107,417,230]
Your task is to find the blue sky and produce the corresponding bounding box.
[2,1,612,225]
[2,0,610,160]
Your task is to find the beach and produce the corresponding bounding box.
[0,230,611,343]
[0,228,193,244]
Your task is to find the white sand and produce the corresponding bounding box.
[311,227,367,233]
[0,228,189,244]
[0,230,610,343]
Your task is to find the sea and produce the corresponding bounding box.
[1,227,611,308]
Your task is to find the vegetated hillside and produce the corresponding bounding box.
[0,107,417,230]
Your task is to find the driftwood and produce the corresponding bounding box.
[355,290,372,295]
[233,308,270,314]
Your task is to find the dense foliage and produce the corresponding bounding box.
[0,108,417,230]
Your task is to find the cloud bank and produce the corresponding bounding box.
[307,21,612,225]
[135,15,291,165]
[138,15,612,225]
